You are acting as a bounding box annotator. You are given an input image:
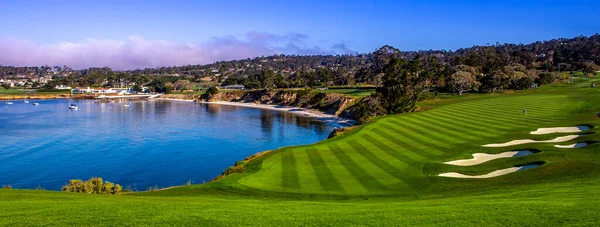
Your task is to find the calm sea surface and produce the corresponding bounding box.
[0,99,334,190]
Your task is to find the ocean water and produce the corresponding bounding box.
[0,99,334,190]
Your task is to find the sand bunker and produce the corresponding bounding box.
[444,150,534,166]
[530,126,590,135]
[483,135,580,147]
[438,164,541,178]
[555,143,588,148]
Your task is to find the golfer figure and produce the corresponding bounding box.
[524,109,527,114]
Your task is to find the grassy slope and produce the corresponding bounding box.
[1,74,599,225]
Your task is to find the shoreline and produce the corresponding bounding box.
[155,98,355,127]
[201,101,355,127]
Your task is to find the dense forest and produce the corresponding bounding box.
[1,34,599,98]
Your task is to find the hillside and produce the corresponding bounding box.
[1,73,598,225]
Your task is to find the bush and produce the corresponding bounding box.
[61,177,123,195]
[222,165,245,176]
[537,72,560,85]
[206,86,219,96]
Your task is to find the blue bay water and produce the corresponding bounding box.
[0,99,334,190]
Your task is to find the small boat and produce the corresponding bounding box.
[123,104,130,107]
[68,89,78,110]
[33,102,39,106]
[6,102,13,105]
[24,100,29,104]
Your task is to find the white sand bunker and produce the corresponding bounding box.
[530,126,590,135]
[482,135,580,147]
[555,143,588,148]
[444,150,534,166]
[438,164,541,179]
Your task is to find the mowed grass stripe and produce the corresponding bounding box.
[415,113,499,138]
[425,109,510,132]
[347,140,414,186]
[446,102,565,120]
[281,151,300,189]
[370,128,439,159]
[292,149,325,192]
[429,110,515,131]
[327,143,388,192]
[379,122,449,153]
[445,101,565,120]
[361,134,420,167]
[352,138,430,189]
[436,111,515,130]
[445,107,560,128]
[361,132,428,161]
[387,118,464,145]
[449,100,560,112]
[454,97,565,109]
[403,114,485,141]
[305,148,344,192]
[334,142,406,189]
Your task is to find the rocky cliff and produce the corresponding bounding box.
[206,90,357,116]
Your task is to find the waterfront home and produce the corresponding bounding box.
[73,87,118,94]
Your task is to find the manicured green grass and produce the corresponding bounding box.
[231,90,599,195]
[314,88,375,97]
[0,89,26,95]
[0,89,71,95]
[1,76,600,225]
[2,181,600,225]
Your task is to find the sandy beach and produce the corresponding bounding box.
[154,98,355,127]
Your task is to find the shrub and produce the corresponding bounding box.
[206,86,219,96]
[222,165,245,176]
[113,184,122,194]
[234,160,245,166]
[102,182,115,194]
[62,177,123,195]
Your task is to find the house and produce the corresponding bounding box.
[111,87,134,94]
[222,84,245,90]
[73,87,118,94]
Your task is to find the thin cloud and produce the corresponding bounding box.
[0,32,356,70]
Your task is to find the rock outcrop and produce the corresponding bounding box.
[205,90,357,116]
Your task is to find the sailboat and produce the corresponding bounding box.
[6,97,13,105]
[24,97,29,104]
[68,89,78,110]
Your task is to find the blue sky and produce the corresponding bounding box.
[0,0,598,69]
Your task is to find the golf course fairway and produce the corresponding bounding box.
[1,74,599,226]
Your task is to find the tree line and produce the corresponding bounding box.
[0,34,598,96]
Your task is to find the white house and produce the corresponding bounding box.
[73,87,118,94]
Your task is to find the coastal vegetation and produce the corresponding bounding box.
[2,34,599,95]
[61,178,123,195]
